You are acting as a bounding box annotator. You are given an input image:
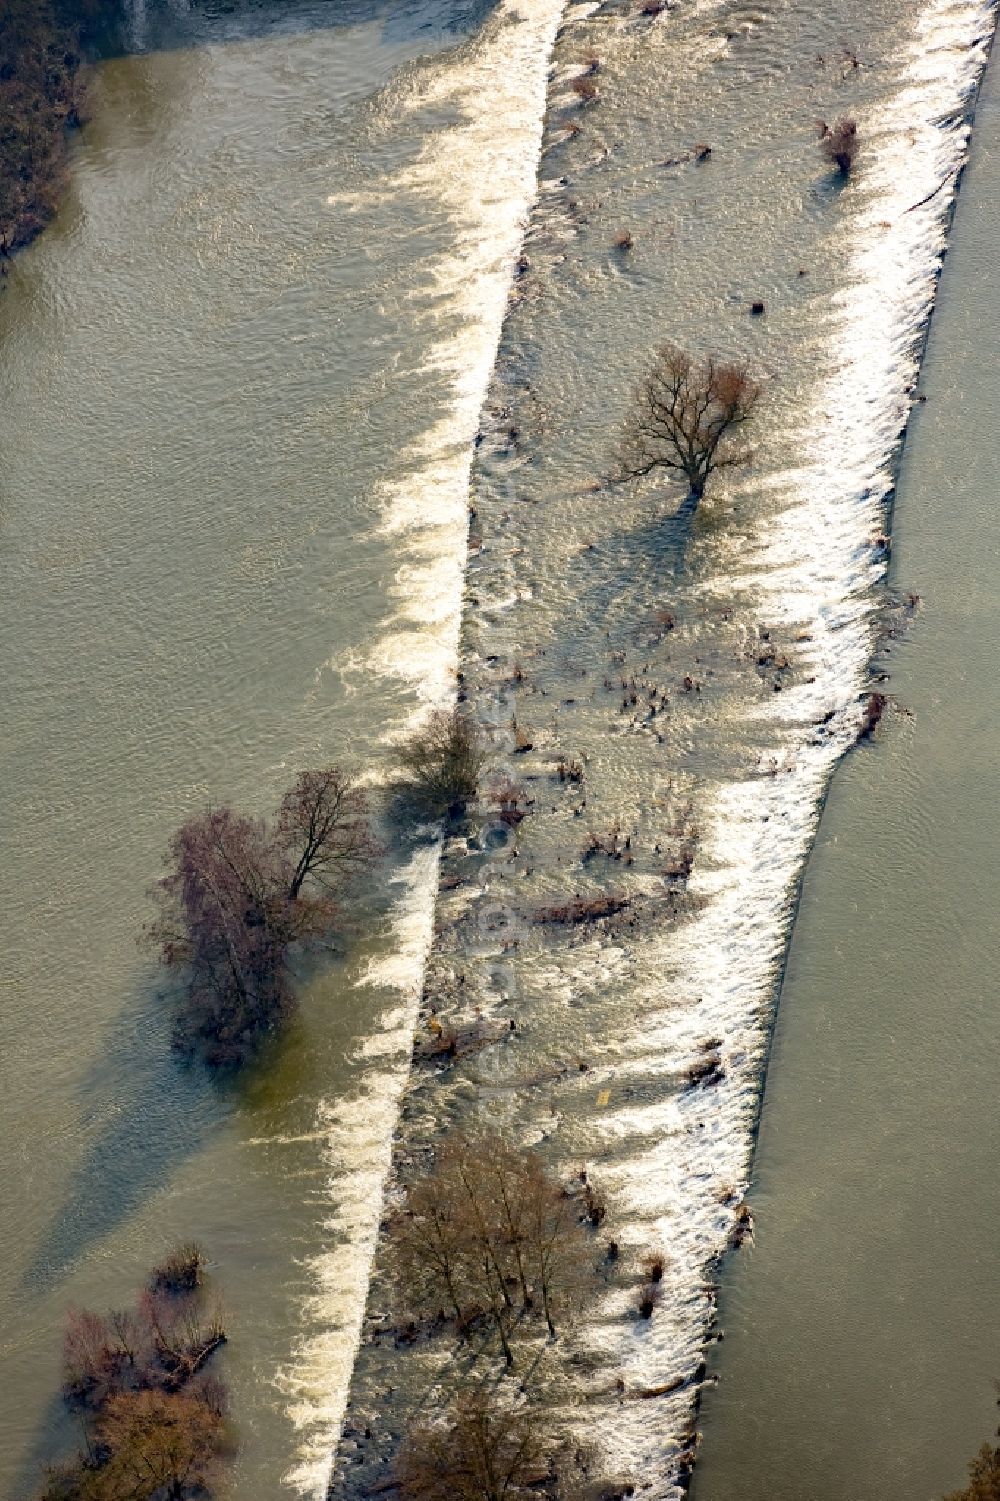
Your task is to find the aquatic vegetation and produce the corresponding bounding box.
[617,343,761,503]
[147,768,377,1066]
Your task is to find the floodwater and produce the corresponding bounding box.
[330,0,999,1495]
[693,45,1000,1501]
[2,0,997,1498]
[0,1,562,1494]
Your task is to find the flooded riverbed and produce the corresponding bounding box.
[3,0,997,1497]
[331,0,999,1494]
[694,45,1000,1501]
[0,1,562,1493]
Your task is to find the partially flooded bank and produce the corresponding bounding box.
[693,45,1000,1501]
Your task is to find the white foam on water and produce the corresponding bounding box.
[273,4,568,1492]
[565,0,998,1489]
[275,844,441,1497]
[360,0,570,717]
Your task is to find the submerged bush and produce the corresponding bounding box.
[818,117,859,176]
[398,708,485,818]
[150,1243,206,1295]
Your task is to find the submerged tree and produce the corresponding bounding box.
[63,1276,225,1410]
[945,1443,1000,1501]
[818,116,859,176]
[148,768,377,1065]
[397,1389,550,1501]
[618,342,760,505]
[389,1132,596,1365]
[945,1397,1000,1501]
[37,1249,229,1501]
[103,1389,224,1497]
[398,708,485,819]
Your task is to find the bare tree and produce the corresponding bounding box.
[278,767,378,901]
[63,1307,129,1407]
[95,1389,226,1500]
[945,1397,1000,1501]
[391,1167,471,1328]
[399,709,485,818]
[147,768,377,1064]
[397,1389,549,1501]
[63,1251,226,1409]
[618,343,760,504]
[389,1133,596,1364]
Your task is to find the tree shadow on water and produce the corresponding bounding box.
[20,979,228,1297]
[111,0,500,57]
[570,489,702,633]
[10,1389,88,1500]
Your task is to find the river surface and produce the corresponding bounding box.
[1,0,996,1498]
[0,1,561,1494]
[694,46,1000,1501]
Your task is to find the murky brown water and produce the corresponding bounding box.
[694,45,1000,1500]
[3,1,997,1498]
[0,2,561,1494]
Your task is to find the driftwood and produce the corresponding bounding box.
[533,894,631,924]
[414,1017,509,1065]
[859,691,887,739]
[685,1053,724,1089]
[161,1331,227,1392]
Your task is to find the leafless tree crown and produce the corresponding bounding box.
[147,767,378,1063]
[389,1133,595,1365]
[399,708,485,817]
[397,1389,549,1501]
[618,342,760,501]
